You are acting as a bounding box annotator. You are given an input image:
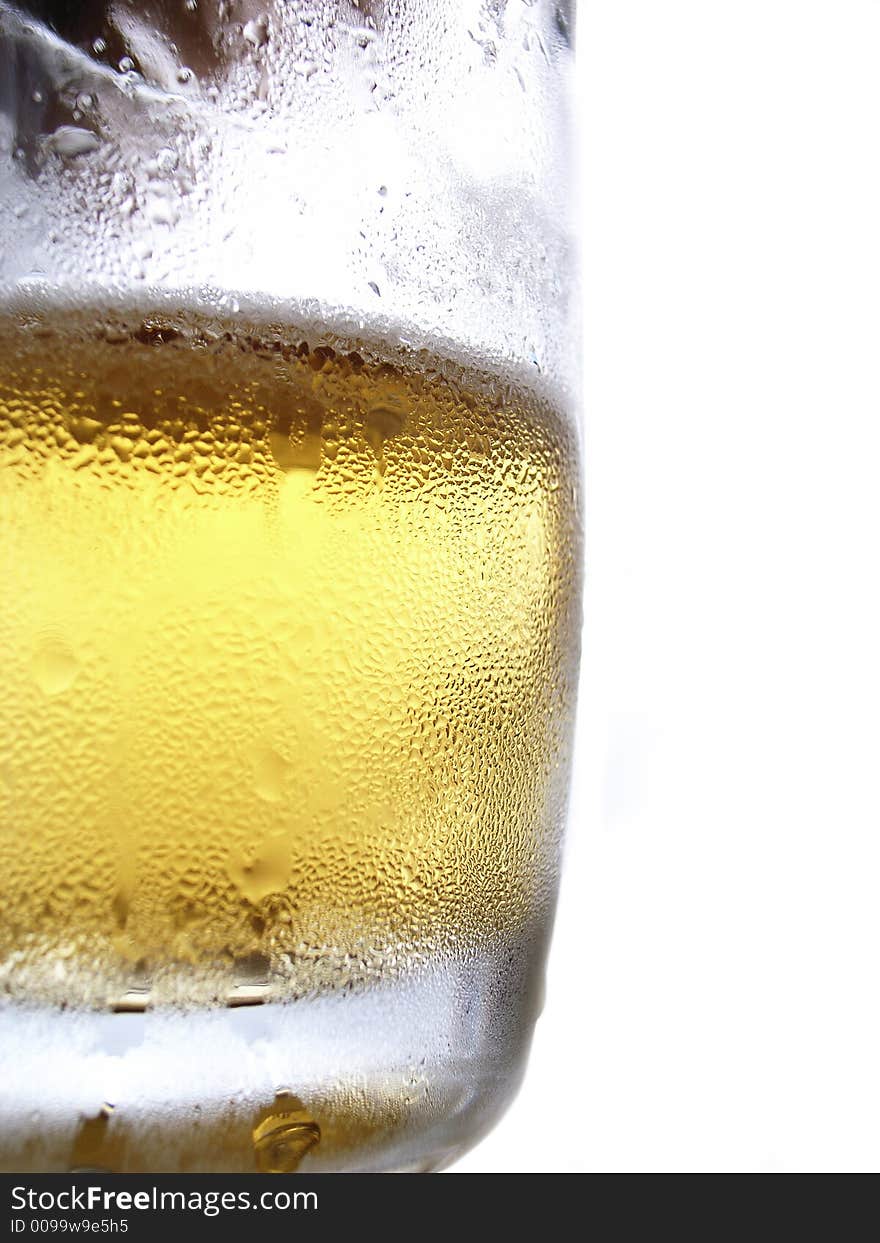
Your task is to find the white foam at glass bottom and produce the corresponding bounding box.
[0,948,541,1172]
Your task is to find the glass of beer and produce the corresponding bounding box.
[0,0,580,1172]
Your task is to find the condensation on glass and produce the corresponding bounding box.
[0,0,580,1172]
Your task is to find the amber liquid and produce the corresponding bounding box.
[0,309,580,1168]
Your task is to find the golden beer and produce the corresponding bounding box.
[0,311,580,1018]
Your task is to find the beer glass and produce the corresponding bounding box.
[0,0,580,1172]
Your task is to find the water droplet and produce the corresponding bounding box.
[31,90,43,104]
[31,639,79,696]
[156,147,179,175]
[228,833,291,903]
[110,436,133,462]
[252,1094,320,1173]
[112,889,129,931]
[249,743,289,803]
[367,400,406,441]
[71,445,97,470]
[92,37,107,55]
[118,57,135,73]
[70,415,103,444]
[243,16,269,49]
[177,67,194,85]
[367,280,381,297]
[47,127,100,158]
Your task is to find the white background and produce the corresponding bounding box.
[457,0,880,1172]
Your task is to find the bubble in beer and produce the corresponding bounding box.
[31,639,79,697]
[252,1093,320,1172]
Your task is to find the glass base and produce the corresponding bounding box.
[0,950,540,1172]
